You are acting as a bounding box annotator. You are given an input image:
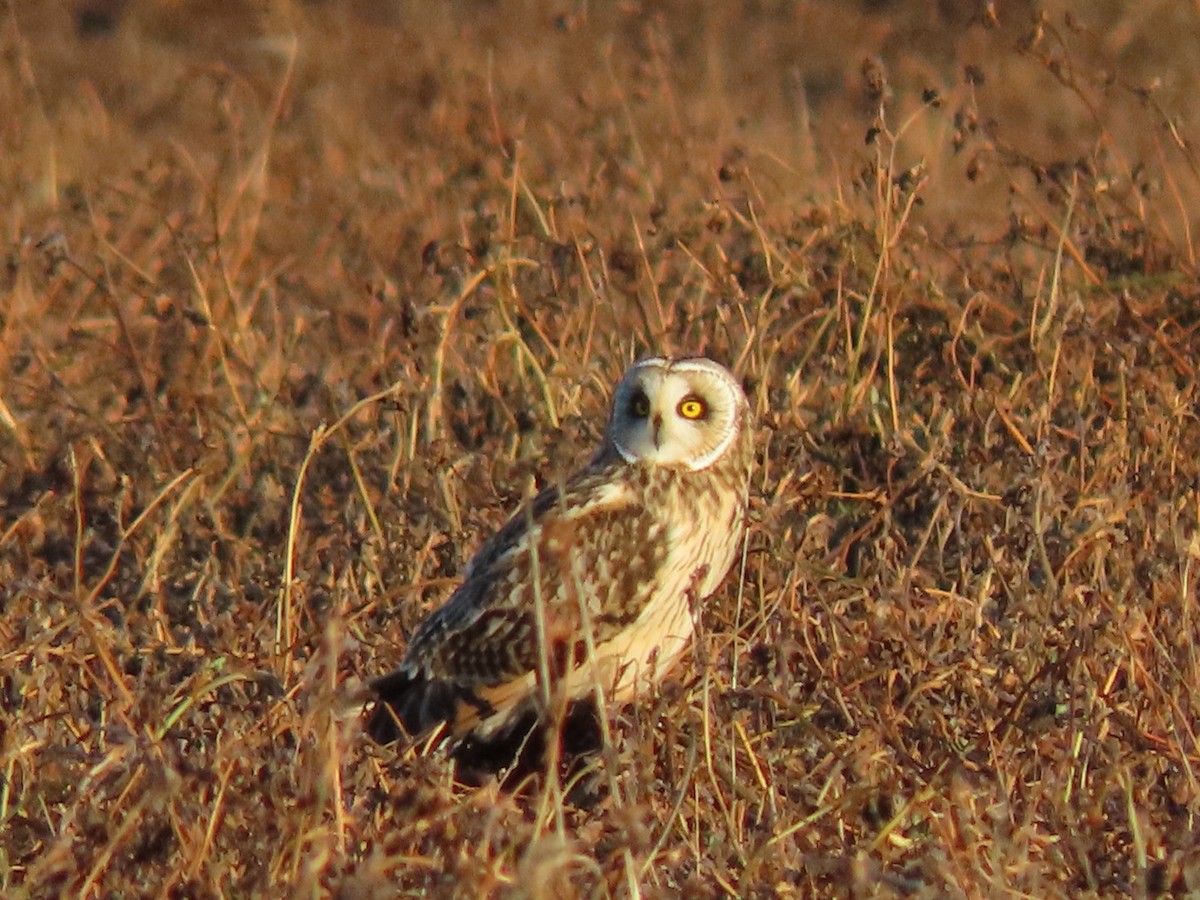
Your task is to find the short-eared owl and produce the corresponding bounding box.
[366,356,753,755]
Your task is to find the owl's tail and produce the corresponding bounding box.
[366,672,606,784]
[365,669,470,745]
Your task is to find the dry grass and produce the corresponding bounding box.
[4,1,1200,896]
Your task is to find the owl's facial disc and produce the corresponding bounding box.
[610,357,743,470]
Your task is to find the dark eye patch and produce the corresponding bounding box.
[629,390,650,418]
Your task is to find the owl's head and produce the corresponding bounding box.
[605,356,749,471]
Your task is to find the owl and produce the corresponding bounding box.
[366,356,753,763]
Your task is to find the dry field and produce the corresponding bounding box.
[4,1,1200,896]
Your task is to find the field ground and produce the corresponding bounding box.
[3,1,1200,896]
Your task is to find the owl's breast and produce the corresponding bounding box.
[664,471,747,600]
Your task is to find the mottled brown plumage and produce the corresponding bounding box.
[366,356,753,759]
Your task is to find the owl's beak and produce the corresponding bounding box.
[651,413,663,448]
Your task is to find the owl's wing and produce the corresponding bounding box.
[368,461,665,741]
[408,465,659,680]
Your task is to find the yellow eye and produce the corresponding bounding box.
[630,392,650,418]
[677,396,707,420]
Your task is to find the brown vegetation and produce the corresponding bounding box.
[3,1,1200,896]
